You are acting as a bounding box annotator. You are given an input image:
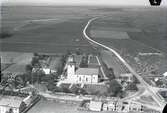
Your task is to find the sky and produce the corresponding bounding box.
[1,0,167,6]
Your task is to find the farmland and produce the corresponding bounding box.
[2,6,166,54]
[88,7,167,75]
[1,6,99,53]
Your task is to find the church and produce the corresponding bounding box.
[66,55,99,84]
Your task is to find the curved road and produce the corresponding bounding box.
[83,17,166,112]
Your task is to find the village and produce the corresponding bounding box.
[1,51,162,113]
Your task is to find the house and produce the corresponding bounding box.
[163,72,167,78]
[42,68,51,75]
[107,101,116,111]
[66,55,99,84]
[42,57,62,75]
[115,101,123,112]
[129,102,143,112]
[89,101,102,111]
[0,92,40,113]
[102,103,108,111]
[0,96,25,113]
[122,101,130,112]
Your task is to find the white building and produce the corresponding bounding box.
[129,101,142,112]
[66,56,99,84]
[102,101,116,111]
[163,72,167,78]
[89,101,102,111]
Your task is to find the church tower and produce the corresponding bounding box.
[67,55,76,82]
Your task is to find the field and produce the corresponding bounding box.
[0,52,33,73]
[2,6,166,54]
[1,6,99,53]
[90,30,130,39]
[89,7,167,75]
[100,50,129,77]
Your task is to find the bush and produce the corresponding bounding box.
[31,57,39,66]
[79,56,88,68]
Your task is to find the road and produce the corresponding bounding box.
[83,17,166,112]
[122,86,146,101]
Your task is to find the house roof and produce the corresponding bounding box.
[0,96,24,108]
[75,68,99,75]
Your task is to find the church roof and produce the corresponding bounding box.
[75,68,99,75]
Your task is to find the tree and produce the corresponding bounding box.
[62,87,71,93]
[78,88,88,95]
[31,70,45,84]
[126,83,138,91]
[155,79,164,87]
[31,57,39,66]
[107,80,122,97]
[15,75,25,88]
[33,52,39,57]
[25,64,33,73]
[0,32,12,39]
[70,85,80,94]
[79,56,88,68]
[108,68,115,80]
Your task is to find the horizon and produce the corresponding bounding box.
[2,0,167,6]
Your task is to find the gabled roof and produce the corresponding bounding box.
[0,96,24,108]
[75,68,99,75]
